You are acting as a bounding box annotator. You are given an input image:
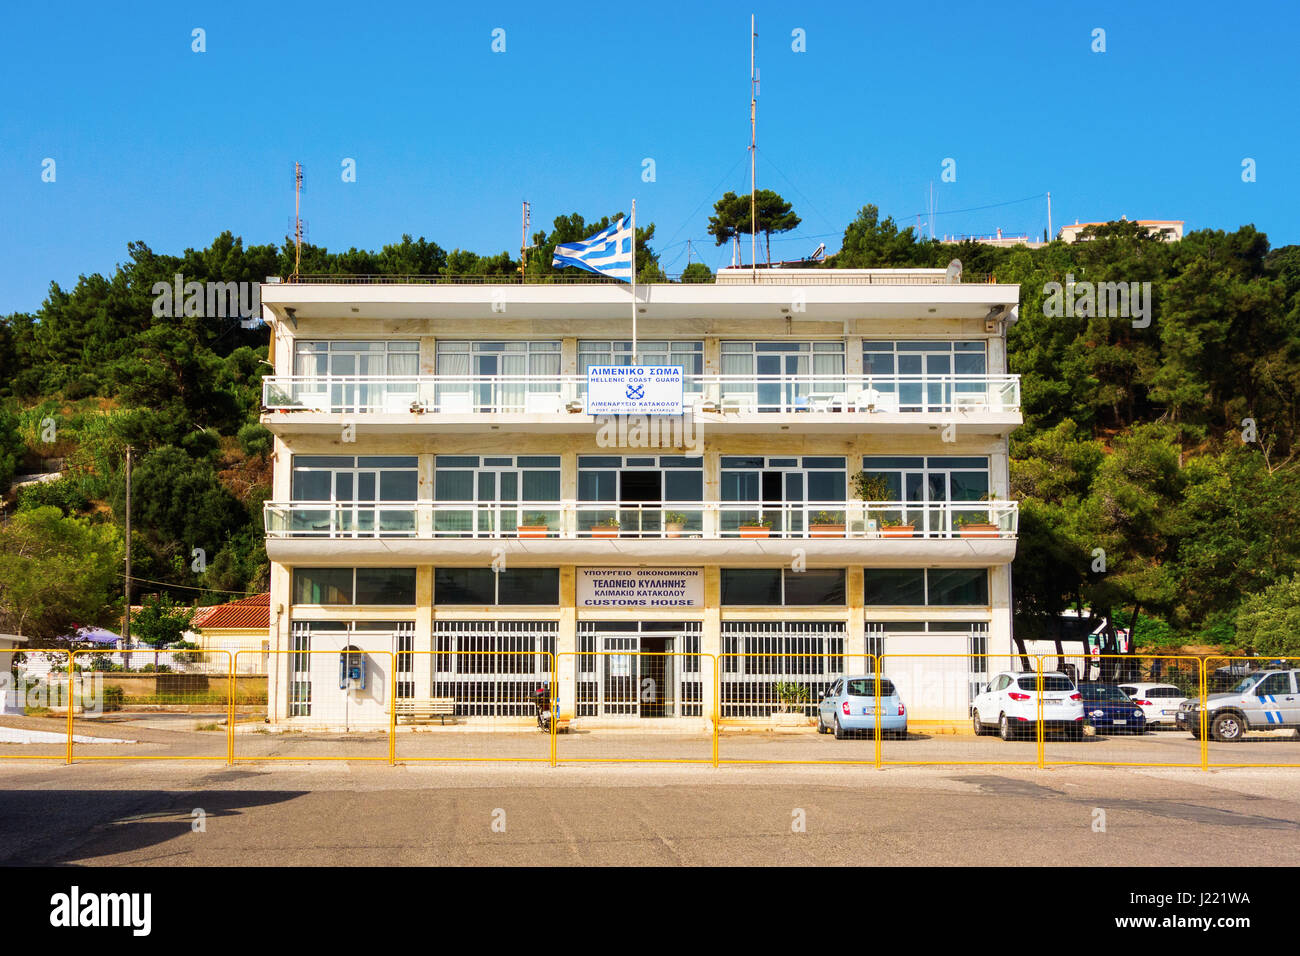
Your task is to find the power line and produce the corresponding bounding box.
[910,193,1044,220]
[123,574,264,597]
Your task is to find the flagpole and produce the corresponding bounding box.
[626,201,631,361]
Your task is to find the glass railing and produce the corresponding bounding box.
[264,500,1018,539]
[263,374,1020,415]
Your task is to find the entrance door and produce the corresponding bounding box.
[578,622,701,718]
[619,471,662,536]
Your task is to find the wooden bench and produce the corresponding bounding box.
[395,697,457,725]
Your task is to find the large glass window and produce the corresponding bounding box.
[435,341,561,412]
[577,455,704,537]
[435,568,560,605]
[433,455,562,536]
[719,456,846,536]
[293,340,419,378]
[721,568,846,606]
[720,341,845,412]
[863,568,989,606]
[292,568,416,605]
[859,456,991,535]
[288,456,419,537]
[862,341,987,411]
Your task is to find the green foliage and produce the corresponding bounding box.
[100,685,124,711]
[130,594,196,649]
[1235,573,1300,655]
[14,477,91,515]
[237,423,273,458]
[707,190,801,264]
[680,262,714,283]
[0,507,124,643]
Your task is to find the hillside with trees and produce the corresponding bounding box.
[2,206,1299,655]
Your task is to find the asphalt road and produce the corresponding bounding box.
[2,760,1298,866]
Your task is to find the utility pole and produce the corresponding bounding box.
[123,445,132,645]
[750,14,758,279]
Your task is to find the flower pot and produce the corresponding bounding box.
[957,523,1000,538]
[664,523,684,538]
[809,524,845,538]
[880,525,915,538]
[517,525,549,539]
[589,528,619,538]
[738,526,771,538]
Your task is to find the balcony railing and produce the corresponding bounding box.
[264,500,1018,539]
[262,374,1020,416]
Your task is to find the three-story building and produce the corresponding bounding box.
[258,268,1022,728]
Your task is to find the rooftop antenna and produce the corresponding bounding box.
[520,200,532,282]
[1046,190,1053,241]
[750,13,758,279]
[291,162,304,279]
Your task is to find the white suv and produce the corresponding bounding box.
[1118,682,1189,728]
[972,671,1086,740]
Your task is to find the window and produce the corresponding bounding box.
[434,568,559,605]
[862,341,987,411]
[864,568,989,606]
[433,455,562,536]
[435,341,561,412]
[292,568,416,605]
[293,340,419,378]
[721,568,846,606]
[1256,673,1292,696]
[720,341,846,412]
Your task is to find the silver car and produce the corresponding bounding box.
[1176,669,1300,741]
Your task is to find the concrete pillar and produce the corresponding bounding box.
[701,565,721,722]
[846,567,866,670]
[557,566,577,719]
[414,566,434,697]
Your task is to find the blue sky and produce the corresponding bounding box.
[1,0,1295,313]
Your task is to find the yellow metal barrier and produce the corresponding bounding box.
[390,650,557,765]
[554,651,718,766]
[1038,654,1206,769]
[233,649,393,763]
[66,649,235,763]
[1203,655,1300,768]
[716,653,877,767]
[0,649,70,761]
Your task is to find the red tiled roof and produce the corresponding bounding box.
[192,593,270,630]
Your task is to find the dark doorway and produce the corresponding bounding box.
[620,471,661,502]
[640,636,671,717]
[620,471,662,537]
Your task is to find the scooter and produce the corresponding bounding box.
[534,687,556,732]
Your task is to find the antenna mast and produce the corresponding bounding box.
[750,14,758,278]
[521,200,531,282]
[292,162,304,278]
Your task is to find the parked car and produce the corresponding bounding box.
[1209,658,1290,692]
[971,671,1085,741]
[1176,669,1300,741]
[818,675,907,739]
[1118,682,1188,728]
[1078,682,1147,734]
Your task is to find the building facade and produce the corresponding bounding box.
[258,268,1023,728]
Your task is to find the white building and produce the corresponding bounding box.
[1058,218,1184,243]
[257,268,1023,727]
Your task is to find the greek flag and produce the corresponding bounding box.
[551,218,633,281]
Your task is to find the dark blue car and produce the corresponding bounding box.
[1078,682,1147,735]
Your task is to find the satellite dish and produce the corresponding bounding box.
[945,259,963,284]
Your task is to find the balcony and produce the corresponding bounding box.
[261,374,1021,435]
[262,500,1019,568]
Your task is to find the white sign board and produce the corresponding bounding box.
[577,567,703,608]
[585,366,683,415]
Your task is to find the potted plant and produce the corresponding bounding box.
[663,511,688,538]
[954,512,1000,537]
[517,513,551,539]
[589,516,620,538]
[772,681,811,727]
[880,515,916,538]
[809,509,845,537]
[738,513,773,538]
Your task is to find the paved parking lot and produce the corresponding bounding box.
[3,714,1299,768]
[1,759,1298,866]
